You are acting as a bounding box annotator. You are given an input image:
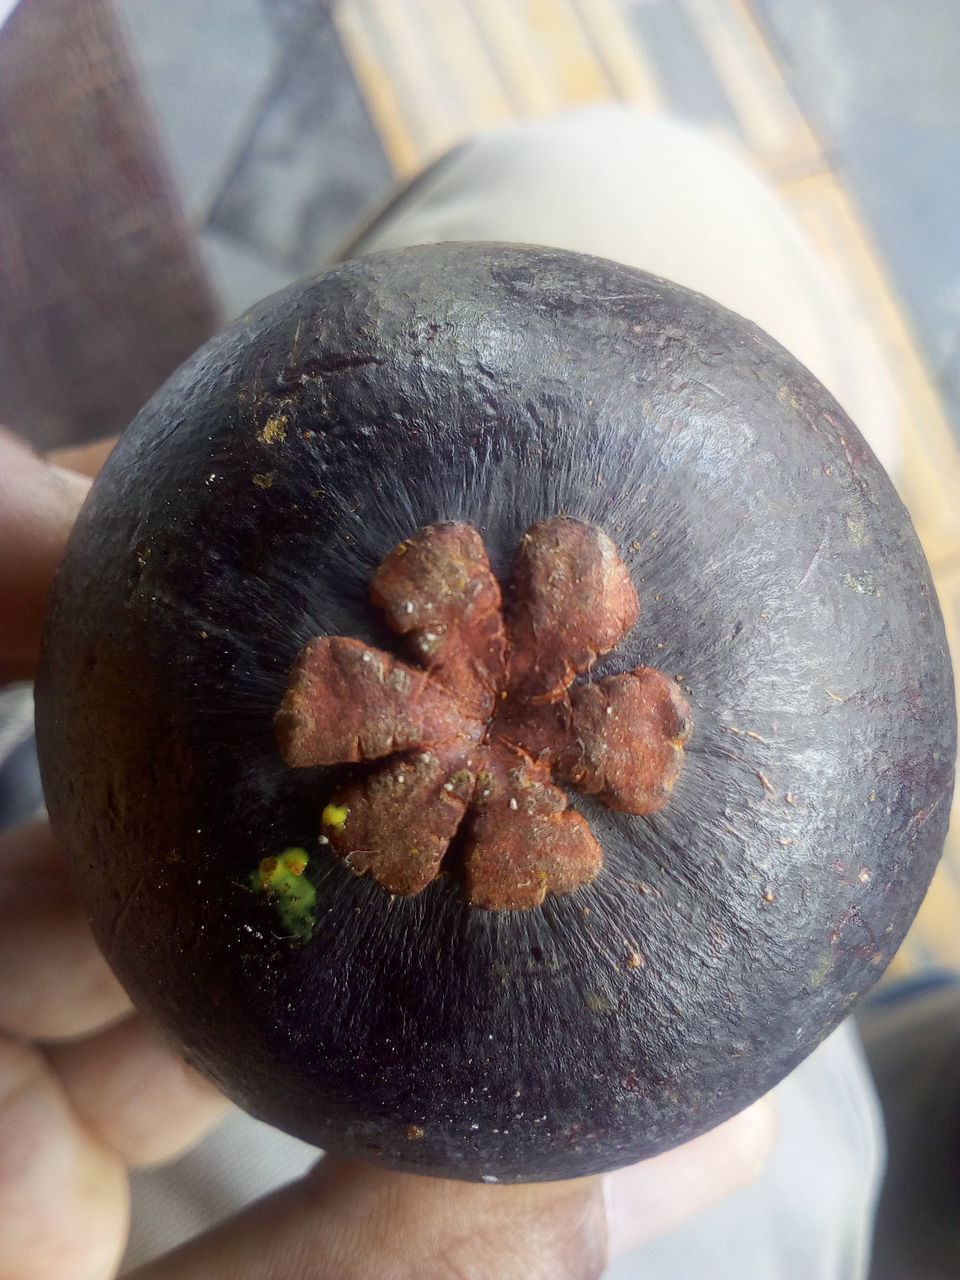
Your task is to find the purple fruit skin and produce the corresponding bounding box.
[36,244,955,1181]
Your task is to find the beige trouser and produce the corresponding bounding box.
[344,105,900,481]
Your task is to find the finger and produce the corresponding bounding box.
[46,1014,231,1168]
[0,1034,128,1280]
[0,820,132,1039]
[126,1157,608,1280]
[605,1096,777,1256]
[127,1096,777,1280]
[0,427,90,682]
[48,435,119,479]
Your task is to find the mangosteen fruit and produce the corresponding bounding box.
[35,243,956,1183]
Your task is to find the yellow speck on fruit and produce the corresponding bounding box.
[258,414,288,444]
[846,516,868,547]
[808,952,833,989]
[253,472,275,489]
[250,847,316,940]
[777,385,802,410]
[585,992,615,1013]
[322,803,349,830]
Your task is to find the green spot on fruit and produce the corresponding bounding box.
[322,803,349,830]
[251,847,317,939]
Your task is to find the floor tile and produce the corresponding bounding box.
[116,0,280,217]
[621,0,740,132]
[201,226,302,321]
[206,7,393,273]
[0,0,218,447]
[750,0,960,437]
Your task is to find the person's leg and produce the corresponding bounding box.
[342,105,900,480]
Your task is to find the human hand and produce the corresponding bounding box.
[0,426,776,1280]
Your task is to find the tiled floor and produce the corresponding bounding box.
[11,0,960,976]
[754,0,960,414]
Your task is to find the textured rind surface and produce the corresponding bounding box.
[35,243,956,1182]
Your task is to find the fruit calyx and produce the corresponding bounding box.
[275,516,691,909]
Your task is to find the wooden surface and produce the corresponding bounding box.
[0,0,218,449]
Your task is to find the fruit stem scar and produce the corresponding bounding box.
[275,517,692,909]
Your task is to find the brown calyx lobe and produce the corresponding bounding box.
[371,523,506,721]
[275,516,692,909]
[506,515,640,700]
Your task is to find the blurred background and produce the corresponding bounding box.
[2,0,957,982]
[0,1,958,1271]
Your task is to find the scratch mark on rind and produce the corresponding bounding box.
[797,541,824,589]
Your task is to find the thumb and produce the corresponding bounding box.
[128,1157,608,1280]
[0,427,90,682]
[126,1099,775,1280]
